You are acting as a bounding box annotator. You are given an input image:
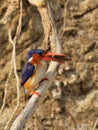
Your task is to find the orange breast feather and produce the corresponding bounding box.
[24,61,47,93]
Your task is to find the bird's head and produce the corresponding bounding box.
[27,49,45,64]
[27,49,71,64]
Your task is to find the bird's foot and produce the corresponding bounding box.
[30,78,49,97]
[39,77,49,85]
[31,90,41,97]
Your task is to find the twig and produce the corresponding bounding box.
[0,52,13,115]
[64,0,70,25]
[92,118,98,130]
[0,0,22,118]
[3,0,22,130]
[10,1,62,130]
[60,0,70,37]
[4,29,20,130]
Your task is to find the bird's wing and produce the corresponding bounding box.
[21,62,35,86]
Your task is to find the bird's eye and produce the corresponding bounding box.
[28,57,33,62]
[39,52,43,56]
[39,52,42,55]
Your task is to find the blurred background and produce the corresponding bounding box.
[0,0,98,130]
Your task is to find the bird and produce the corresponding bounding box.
[21,49,48,97]
[21,49,71,97]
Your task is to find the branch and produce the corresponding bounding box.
[0,49,13,115]
[10,1,62,130]
[93,117,98,130]
[3,0,22,130]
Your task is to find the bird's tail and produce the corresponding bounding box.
[20,83,27,100]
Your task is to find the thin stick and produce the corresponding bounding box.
[63,0,70,27]
[60,0,70,36]
[4,0,22,129]
[0,52,13,115]
[92,118,98,130]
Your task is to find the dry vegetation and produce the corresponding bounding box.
[0,0,98,130]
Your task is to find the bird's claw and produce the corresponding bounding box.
[30,78,49,97]
[31,90,41,97]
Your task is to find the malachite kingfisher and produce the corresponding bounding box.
[21,49,70,97]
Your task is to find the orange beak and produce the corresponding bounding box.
[28,52,71,64]
[42,52,71,64]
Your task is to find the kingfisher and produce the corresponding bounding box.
[21,49,70,97]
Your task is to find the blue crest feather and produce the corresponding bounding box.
[27,49,45,60]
